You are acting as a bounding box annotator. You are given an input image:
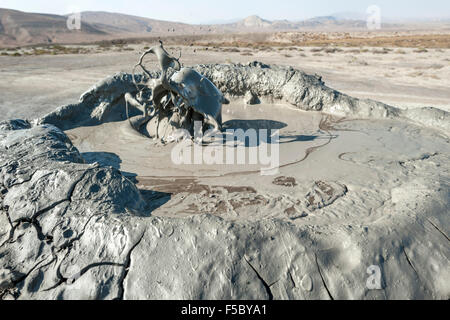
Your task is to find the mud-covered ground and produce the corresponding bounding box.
[0,37,449,300]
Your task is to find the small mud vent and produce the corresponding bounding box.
[305,181,348,211]
[272,176,297,187]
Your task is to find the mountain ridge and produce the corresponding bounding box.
[0,8,447,47]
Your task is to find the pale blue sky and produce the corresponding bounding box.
[0,0,449,23]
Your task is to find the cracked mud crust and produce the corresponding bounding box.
[1,63,449,299]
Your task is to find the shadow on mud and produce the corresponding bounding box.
[81,151,171,214]
[221,119,334,147]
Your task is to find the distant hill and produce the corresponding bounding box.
[223,14,369,31]
[236,15,272,28]
[0,9,447,47]
[0,8,107,47]
[226,16,298,30]
[78,11,205,36]
[299,15,367,29]
[0,9,210,47]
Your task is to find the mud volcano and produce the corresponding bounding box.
[0,46,449,299]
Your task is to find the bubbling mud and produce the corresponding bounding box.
[66,101,332,178]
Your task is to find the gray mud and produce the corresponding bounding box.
[0,63,449,299]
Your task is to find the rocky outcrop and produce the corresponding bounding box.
[0,120,146,299]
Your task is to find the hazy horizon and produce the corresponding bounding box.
[1,0,450,24]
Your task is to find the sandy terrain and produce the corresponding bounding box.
[0,43,449,124]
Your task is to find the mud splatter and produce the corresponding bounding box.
[273,176,297,187]
[305,181,348,211]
